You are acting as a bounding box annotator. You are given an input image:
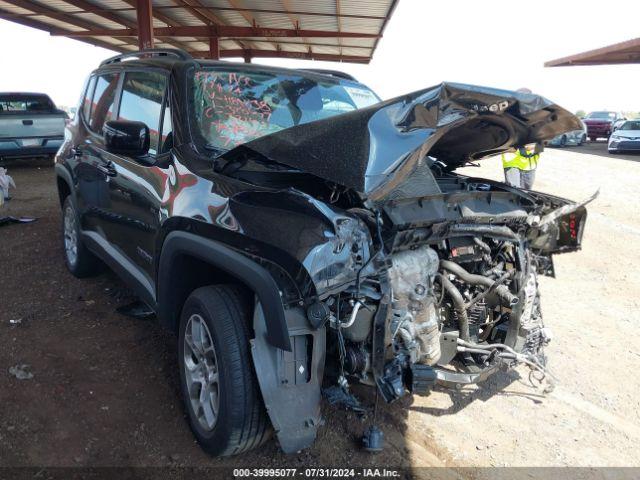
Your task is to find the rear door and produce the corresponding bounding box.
[73,72,121,235]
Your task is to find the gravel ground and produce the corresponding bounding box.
[1,141,639,472]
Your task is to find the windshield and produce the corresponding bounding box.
[586,111,616,120]
[192,69,380,150]
[619,121,640,131]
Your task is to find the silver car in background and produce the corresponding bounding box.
[548,119,587,147]
[0,92,67,162]
[608,120,640,153]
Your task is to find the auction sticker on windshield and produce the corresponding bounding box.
[344,86,379,109]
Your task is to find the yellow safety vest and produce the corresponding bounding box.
[501,149,539,171]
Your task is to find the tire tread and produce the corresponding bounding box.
[181,285,271,456]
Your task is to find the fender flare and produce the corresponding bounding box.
[54,163,75,204]
[157,231,291,351]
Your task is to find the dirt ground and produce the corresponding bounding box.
[1,141,639,473]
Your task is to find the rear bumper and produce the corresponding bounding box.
[0,137,63,159]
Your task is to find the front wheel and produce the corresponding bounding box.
[178,285,271,456]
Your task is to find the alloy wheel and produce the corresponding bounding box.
[183,313,220,431]
[63,205,78,267]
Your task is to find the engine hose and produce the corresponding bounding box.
[440,260,518,306]
[438,274,470,341]
[440,260,494,288]
[457,339,557,380]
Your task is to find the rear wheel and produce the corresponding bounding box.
[61,196,102,277]
[178,285,271,456]
[560,135,567,147]
[580,134,586,145]
[589,136,597,142]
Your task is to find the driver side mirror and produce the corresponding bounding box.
[104,120,149,157]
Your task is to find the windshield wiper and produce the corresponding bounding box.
[204,143,228,158]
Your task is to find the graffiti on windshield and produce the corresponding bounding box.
[194,70,368,150]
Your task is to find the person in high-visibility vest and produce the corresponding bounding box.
[501,142,543,189]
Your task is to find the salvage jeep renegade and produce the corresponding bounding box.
[55,49,590,456]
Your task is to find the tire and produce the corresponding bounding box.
[580,134,586,145]
[178,285,271,456]
[589,136,597,142]
[61,196,102,277]
[560,135,567,147]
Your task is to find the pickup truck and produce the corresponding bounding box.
[583,111,625,141]
[0,92,67,162]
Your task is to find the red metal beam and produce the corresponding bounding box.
[0,6,386,21]
[209,37,219,59]
[0,10,126,53]
[545,37,640,67]
[53,25,381,39]
[370,0,398,61]
[174,0,248,52]
[225,0,280,52]
[62,0,191,52]
[0,0,140,49]
[224,38,371,49]
[136,0,154,50]
[116,0,203,52]
[191,48,370,64]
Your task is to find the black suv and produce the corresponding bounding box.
[56,49,589,456]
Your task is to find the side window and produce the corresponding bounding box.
[118,71,167,156]
[89,73,120,133]
[82,76,96,121]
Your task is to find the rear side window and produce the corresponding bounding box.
[0,94,56,114]
[82,76,97,120]
[118,71,167,155]
[88,73,120,133]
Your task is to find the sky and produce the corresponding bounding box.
[0,0,639,113]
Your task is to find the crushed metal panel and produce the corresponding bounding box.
[251,303,326,453]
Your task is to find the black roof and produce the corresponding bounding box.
[94,48,364,86]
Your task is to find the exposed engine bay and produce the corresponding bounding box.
[309,174,592,406]
[231,83,594,453]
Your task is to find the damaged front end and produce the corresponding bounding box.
[233,83,591,452]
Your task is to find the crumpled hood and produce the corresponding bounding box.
[240,82,582,200]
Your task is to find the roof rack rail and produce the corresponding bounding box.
[299,68,357,82]
[100,48,192,66]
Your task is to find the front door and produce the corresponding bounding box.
[101,70,172,293]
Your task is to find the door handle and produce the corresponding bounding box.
[97,161,117,177]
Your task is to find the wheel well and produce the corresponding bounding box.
[163,253,252,333]
[56,176,71,206]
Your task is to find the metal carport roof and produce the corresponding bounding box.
[0,0,398,64]
[545,37,640,67]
